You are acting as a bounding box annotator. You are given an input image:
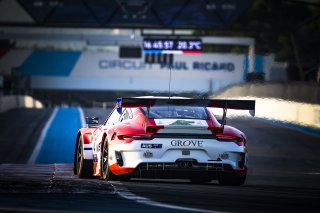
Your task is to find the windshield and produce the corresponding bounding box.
[142,106,209,120]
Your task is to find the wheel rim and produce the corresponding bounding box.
[77,139,82,174]
[102,142,108,176]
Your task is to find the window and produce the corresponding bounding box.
[105,108,121,126]
[142,106,208,120]
[119,108,132,122]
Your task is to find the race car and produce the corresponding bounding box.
[74,96,255,185]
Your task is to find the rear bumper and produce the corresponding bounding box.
[138,161,232,172]
[128,161,244,179]
[109,139,246,169]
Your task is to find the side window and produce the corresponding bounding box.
[119,108,132,122]
[105,108,121,126]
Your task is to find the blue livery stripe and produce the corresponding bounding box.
[84,148,92,150]
[35,108,82,164]
[19,50,81,76]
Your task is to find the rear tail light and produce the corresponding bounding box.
[146,125,164,133]
[216,134,244,146]
[118,125,164,142]
[118,134,153,141]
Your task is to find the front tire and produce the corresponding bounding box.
[75,137,93,178]
[218,173,246,186]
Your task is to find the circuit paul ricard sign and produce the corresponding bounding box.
[98,57,235,73]
[68,51,244,92]
[8,50,246,92]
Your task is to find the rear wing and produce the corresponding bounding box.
[117,97,255,115]
[117,97,255,131]
[117,97,255,110]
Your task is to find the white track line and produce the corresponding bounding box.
[110,182,228,213]
[28,108,58,164]
[0,207,82,213]
[78,107,86,128]
[304,172,320,175]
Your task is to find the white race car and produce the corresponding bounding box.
[74,97,255,185]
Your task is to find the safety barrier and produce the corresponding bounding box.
[211,83,320,130]
[0,95,43,113]
[211,95,320,130]
[214,82,320,104]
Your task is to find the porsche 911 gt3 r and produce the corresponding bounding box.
[74,97,255,185]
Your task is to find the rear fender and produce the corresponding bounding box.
[111,124,145,143]
[223,126,244,138]
[78,128,95,160]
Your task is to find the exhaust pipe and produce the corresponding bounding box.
[178,161,193,168]
[178,161,187,168]
[186,162,193,168]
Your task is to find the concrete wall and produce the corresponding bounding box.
[211,83,320,130]
[0,95,43,113]
[213,82,320,104]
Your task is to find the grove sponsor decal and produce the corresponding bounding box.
[171,140,203,147]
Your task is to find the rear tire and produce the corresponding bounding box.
[218,173,246,186]
[101,138,115,181]
[75,137,93,178]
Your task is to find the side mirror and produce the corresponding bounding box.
[86,117,99,127]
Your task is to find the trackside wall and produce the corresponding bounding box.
[211,83,320,131]
[213,82,320,104]
[0,95,43,113]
